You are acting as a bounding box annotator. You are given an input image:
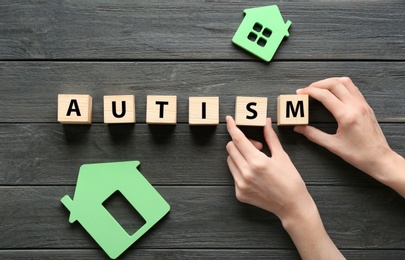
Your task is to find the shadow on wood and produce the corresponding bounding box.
[189,126,217,146]
[107,124,135,144]
[62,124,91,143]
[148,125,176,144]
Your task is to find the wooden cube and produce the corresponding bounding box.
[189,97,219,125]
[146,95,177,124]
[277,95,309,126]
[235,96,267,126]
[58,94,92,124]
[104,95,136,124]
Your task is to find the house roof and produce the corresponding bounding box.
[244,5,282,18]
[244,5,291,36]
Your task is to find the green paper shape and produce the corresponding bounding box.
[232,5,292,62]
[61,161,170,259]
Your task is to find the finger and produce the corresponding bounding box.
[338,77,367,103]
[249,139,263,150]
[227,155,243,184]
[297,87,345,120]
[306,78,353,103]
[294,125,336,152]
[226,141,250,173]
[226,141,244,161]
[226,115,262,161]
[263,118,284,155]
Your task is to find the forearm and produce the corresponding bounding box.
[370,149,405,198]
[281,201,345,260]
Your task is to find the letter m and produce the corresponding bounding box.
[286,100,304,118]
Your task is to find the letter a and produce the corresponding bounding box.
[66,99,81,116]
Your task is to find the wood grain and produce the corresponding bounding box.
[0,61,404,123]
[1,186,404,250]
[0,123,403,186]
[2,249,405,259]
[1,0,404,258]
[0,1,404,60]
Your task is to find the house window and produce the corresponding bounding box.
[247,23,272,47]
[103,190,146,235]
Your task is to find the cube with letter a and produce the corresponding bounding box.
[58,94,92,124]
[277,94,309,126]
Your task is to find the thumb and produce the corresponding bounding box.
[294,125,335,151]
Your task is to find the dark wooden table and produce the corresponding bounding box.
[1,1,404,259]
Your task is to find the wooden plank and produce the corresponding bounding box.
[1,186,404,249]
[0,61,404,123]
[0,249,300,259]
[1,1,403,258]
[1,249,405,259]
[1,249,404,259]
[1,123,403,186]
[0,1,404,60]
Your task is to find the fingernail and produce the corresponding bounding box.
[296,88,304,94]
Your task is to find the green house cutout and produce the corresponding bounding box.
[232,5,292,62]
[61,161,170,259]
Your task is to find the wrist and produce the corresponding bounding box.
[373,150,405,197]
[280,197,321,234]
[280,199,343,259]
[370,149,400,182]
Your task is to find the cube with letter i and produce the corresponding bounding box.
[58,94,92,124]
[189,97,219,125]
[146,95,177,124]
[235,96,268,126]
[104,95,136,124]
[277,94,309,126]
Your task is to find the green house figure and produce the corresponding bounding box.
[61,161,170,259]
[232,5,292,62]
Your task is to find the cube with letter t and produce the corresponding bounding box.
[146,95,177,124]
[277,94,309,126]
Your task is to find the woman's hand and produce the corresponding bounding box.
[294,77,405,197]
[226,116,315,222]
[226,115,344,259]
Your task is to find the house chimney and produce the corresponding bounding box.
[61,195,78,223]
